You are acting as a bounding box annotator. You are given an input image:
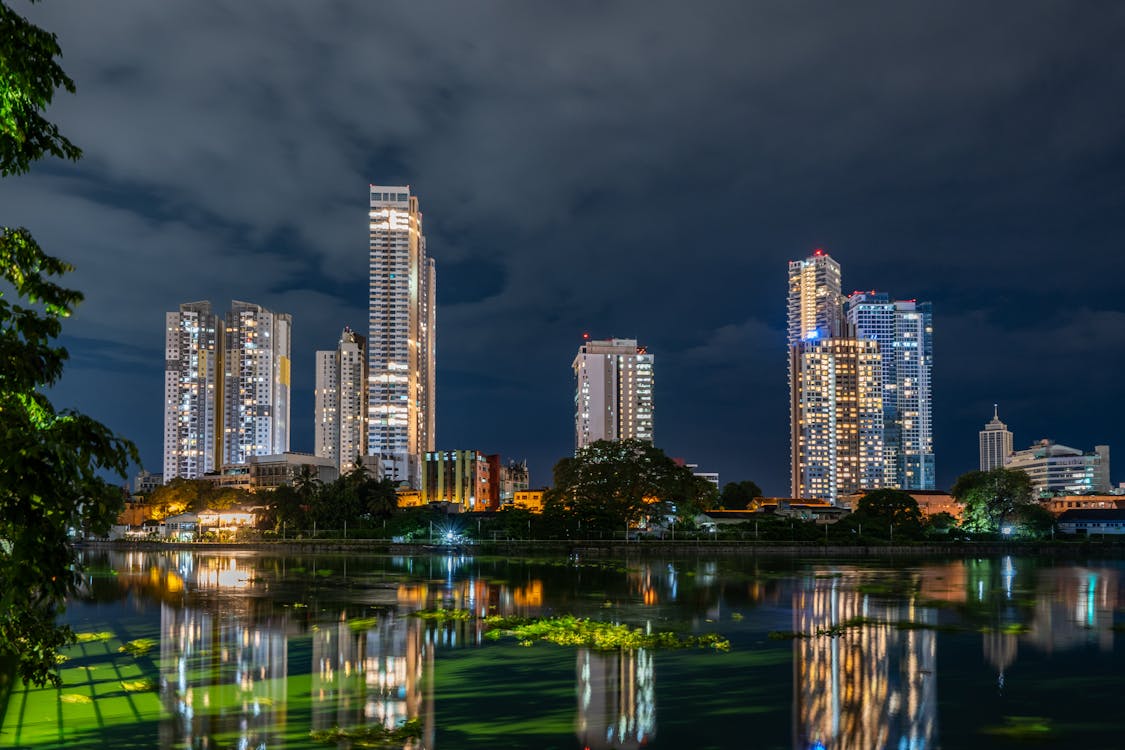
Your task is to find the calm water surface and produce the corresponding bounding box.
[3,551,1124,749]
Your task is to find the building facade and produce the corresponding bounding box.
[315,327,368,474]
[979,405,1013,471]
[573,337,654,451]
[787,249,845,347]
[164,301,223,480]
[847,292,935,489]
[419,450,494,511]
[789,337,885,501]
[498,459,530,505]
[367,185,436,487]
[222,301,292,466]
[1006,440,1110,497]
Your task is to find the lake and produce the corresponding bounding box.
[2,549,1123,749]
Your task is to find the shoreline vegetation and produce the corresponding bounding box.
[79,538,1125,558]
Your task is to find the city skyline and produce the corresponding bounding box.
[7,2,1123,495]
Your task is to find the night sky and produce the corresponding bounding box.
[5,1,1124,494]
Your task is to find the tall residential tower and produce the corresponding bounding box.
[788,250,885,501]
[847,292,935,489]
[222,301,292,465]
[163,301,223,480]
[367,185,436,486]
[315,327,368,473]
[573,337,654,451]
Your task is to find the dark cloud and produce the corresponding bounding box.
[4,0,1124,492]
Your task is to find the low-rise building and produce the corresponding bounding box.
[840,489,962,520]
[1044,495,1125,516]
[1006,440,1111,497]
[160,512,199,541]
[1057,509,1125,536]
[249,452,338,490]
[499,459,530,505]
[512,489,546,513]
[420,450,496,512]
[133,470,164,496]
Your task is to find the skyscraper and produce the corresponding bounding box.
[367,185,436,486]
[979,405,1013,471]
[163,301,222,480]
[790,337,885,500]
[847,292,935,489]
[788,250,885,501]
[787,248,845,347]
[573,337,654,451]
[222,301,291,465]
[315,327,368,473]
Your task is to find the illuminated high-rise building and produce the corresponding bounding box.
[790,337,885,500]
[222,301,291,465]
[163,301,223,480]
[847,292,935,489]
[979,404,1013,471]
[787,248,845,347]
[367,185,436,487]
[315,327,368,473]
[573,337,654,451]
[788,250,885,500]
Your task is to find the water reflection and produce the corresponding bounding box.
[58,551,1125,749]
[311,613,433,748]
[793,577,937,750]
[576,648,656,749]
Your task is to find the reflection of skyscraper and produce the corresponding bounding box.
[576,648,656,750]
[311,612,434,749]
[793,577,937,750]
[159,601,289,749]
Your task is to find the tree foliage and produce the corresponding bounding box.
[853,489,924,536]
[720,480,763,510]
[1,1,81,176]
[543,440,716,533]
[951,467,1035,534]
[1,0,137,692]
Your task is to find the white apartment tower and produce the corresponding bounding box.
[847,293,935,489]
[979,405,1013,471]
[367,185,436,486]
[163,301,222,480]
[222,301,292,465]
[315,327,368,473]
[573,337,654,451]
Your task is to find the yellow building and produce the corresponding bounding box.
[513,490,546,513]
[396,488,424,508]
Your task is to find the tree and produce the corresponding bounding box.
[1,0,137,705]
[853,489,924,537]
[543,440,711,533]
[952,467,1034,534]
[720,480,764,510]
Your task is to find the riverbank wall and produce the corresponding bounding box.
[80,538,1125,559]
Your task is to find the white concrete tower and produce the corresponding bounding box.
[573,337,654,451]
[367,185,435,486]
[222,301,291,465]
[163,301,222,480]
[315,327,368,473]
[979,405,1013,471]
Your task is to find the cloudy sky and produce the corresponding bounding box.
[6,0,1125,493]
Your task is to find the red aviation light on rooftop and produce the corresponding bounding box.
[582,332,590,340]
[812,247,825,256]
